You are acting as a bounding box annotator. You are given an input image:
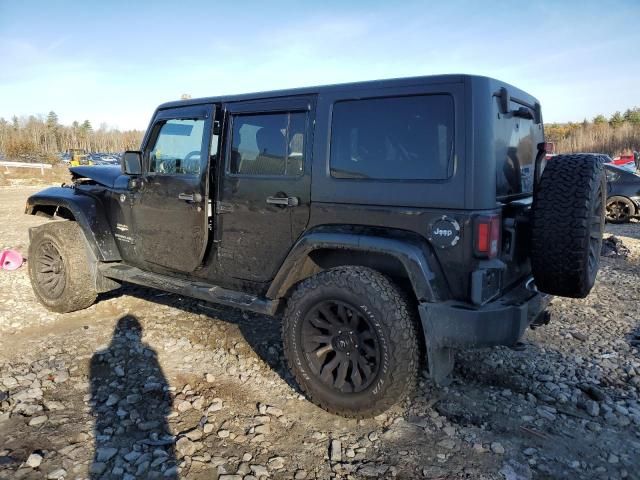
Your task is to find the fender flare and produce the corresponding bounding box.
[267,228,442,302]
[25,187,121,262]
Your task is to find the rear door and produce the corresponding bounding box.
[133,104,214,272]
[216,97,313,282]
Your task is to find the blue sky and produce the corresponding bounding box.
[1,0,638,130]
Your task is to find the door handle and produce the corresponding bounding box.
[266,196,299,207]
[178,193,203,203]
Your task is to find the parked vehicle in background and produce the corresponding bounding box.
[24,75,606,418]
[605,163,640,223]
[69,149,91,166]
[610,154,637,172]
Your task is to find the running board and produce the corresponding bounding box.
[98,263,279,316]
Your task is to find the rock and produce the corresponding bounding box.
[536,406,557,421]
[163,466,178,477]
[25,453,43,468]
[523,447,537,456]
[47,469,67,479]
[124,451,141,462]
[138,420,160,431]
[491,442,505,454]
[105,394,119,407]
[53,371,69,383]
[608,454,619,464]
[203,424,214,434]
[368,432,379,442]
[96,447,118,462]
[192,396,205,410]
[330,440,342,462]
[250,464,268,477]
[176,437,197,457]
[218,475,242,480]
[89,462,107,475]
[294,470,307,479]
[437,438,456,450]
[266,406,283,417]
[254,424,270,435]
[208,399,223,413]
[177,400,192,412]
[586,400,600,417]
[242,453,253,461]
[217,429,230,438]
[28,415,47,426]
[268,456,285,470]
[185,429,203,441]
[205,373,215,383]
[357,463,389,477]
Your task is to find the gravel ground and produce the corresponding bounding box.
[1,186,639,480]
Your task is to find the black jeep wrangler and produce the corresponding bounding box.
[25,75,606,417]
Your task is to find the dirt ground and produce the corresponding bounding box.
[0,185,639,480]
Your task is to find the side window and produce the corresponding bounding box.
[149,118,205,175]
[330,94,454,180]
[229,112,305,176]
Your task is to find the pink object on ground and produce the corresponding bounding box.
[0,249,23,271]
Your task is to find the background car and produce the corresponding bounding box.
[605,163,640,223]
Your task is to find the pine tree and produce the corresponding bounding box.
[46,111,59,128]
[81,120,93,132]
[592,114,607,124]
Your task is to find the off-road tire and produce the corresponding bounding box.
[531,154,606,298]
[28,221,97,313]
[605,196,635,224]
[282,266,419,418]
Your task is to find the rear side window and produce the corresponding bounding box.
[496,99,540,197]
[330,94,454,180]
[229,112,305,176]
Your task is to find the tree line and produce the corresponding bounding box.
[0,112,144,162]
[2,107,639,163]
[545,107,640,157]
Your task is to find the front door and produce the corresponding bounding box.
[217,97,313,282]
[133,104,214,273]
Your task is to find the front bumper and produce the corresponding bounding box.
[418,277,550,383]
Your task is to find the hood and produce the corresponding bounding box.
[70,165,122,188]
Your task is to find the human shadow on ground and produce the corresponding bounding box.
[89,315,177,479]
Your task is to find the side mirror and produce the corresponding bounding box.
[122,151,142,175]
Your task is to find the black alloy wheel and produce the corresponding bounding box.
[34,240,67,299]
[301,300,380,393]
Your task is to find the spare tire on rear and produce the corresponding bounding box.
[531,153,606,298]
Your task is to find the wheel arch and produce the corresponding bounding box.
[267,227,445,305]
[25,187,121,262]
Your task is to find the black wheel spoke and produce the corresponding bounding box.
[309,315,333,331]
[334,358,349,389]
[351,358,364,388]
[320,355,341,382]
[308,334,332,345]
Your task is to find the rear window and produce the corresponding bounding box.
[330,94,454,180]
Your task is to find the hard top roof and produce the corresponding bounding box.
[158,74,479,110]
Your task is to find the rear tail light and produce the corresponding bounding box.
[474,214,501,259]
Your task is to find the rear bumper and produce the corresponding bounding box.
[419,277,550,349]
[418,277,550,384]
